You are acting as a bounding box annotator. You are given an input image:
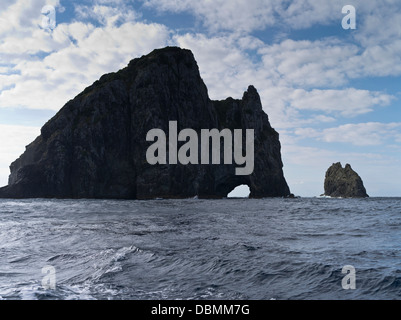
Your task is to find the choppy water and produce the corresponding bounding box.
[0,197,400,300]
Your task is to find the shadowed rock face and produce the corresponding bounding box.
[324,162,369,198]
[0,47,291,199]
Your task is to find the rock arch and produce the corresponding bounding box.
[0,47,291,200]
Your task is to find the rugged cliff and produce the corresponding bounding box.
[0,47,290,199]
[323,162,368,198]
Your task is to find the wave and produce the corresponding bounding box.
[1,198,400,300]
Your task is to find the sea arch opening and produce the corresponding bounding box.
[214,174,251,198]
[227,184,251,198]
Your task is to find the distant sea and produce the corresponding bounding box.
[0,197,400,300]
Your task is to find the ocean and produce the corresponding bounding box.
[0,197,400,300]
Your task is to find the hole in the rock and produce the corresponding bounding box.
[227,184,250,198]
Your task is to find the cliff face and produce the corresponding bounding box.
[324,162,368,198]
[0,47,290,199]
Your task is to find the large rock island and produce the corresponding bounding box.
[323,162,369,198]
[0,47,290,200]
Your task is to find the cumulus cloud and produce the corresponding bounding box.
[272,0,343,29]
[74,2,140,26]
[0,2,170,110]
[144,0,401,83]
[1,1,398,120]
[0,0,63,39]
[354,1,401,47]
[173,33,395,130]
[288,88,394,117]
[142,0,357,32]
[258,37,401,87]
[258,39,359,88]
[144,0,277,33]
[295,122,401,146]
[142,0,401,35]
[174,33,265,100]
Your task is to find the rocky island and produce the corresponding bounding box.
[0,47,291,200]
[323,162,369,198]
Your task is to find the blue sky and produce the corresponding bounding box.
[0,0,400,197]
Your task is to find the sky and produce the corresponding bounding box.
[0,0,400,197]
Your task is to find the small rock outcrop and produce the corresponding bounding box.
[323,162,369,198]
[0,47,291,200]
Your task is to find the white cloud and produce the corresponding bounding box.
[351,41,401,77]
[272,0,343,29]
[0,4,170,110]
[0,2,397,121]
[258,39,360,87]
[295,122,401,146]
[144,0,276,33]
[258,37,401,87]
[173,33,396,131]
[173,33,264,100]
[142,0,401,45]
[0,0,61,35]
[142,0,359,32]
[74,3,140,26]
[141,0,401,86]
[354,1,401,47]
[255,85,394,130]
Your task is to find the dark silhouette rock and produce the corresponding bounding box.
[323,162,368,198]
[0,47,290,199]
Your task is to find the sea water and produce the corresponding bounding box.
[0,197,400,300]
